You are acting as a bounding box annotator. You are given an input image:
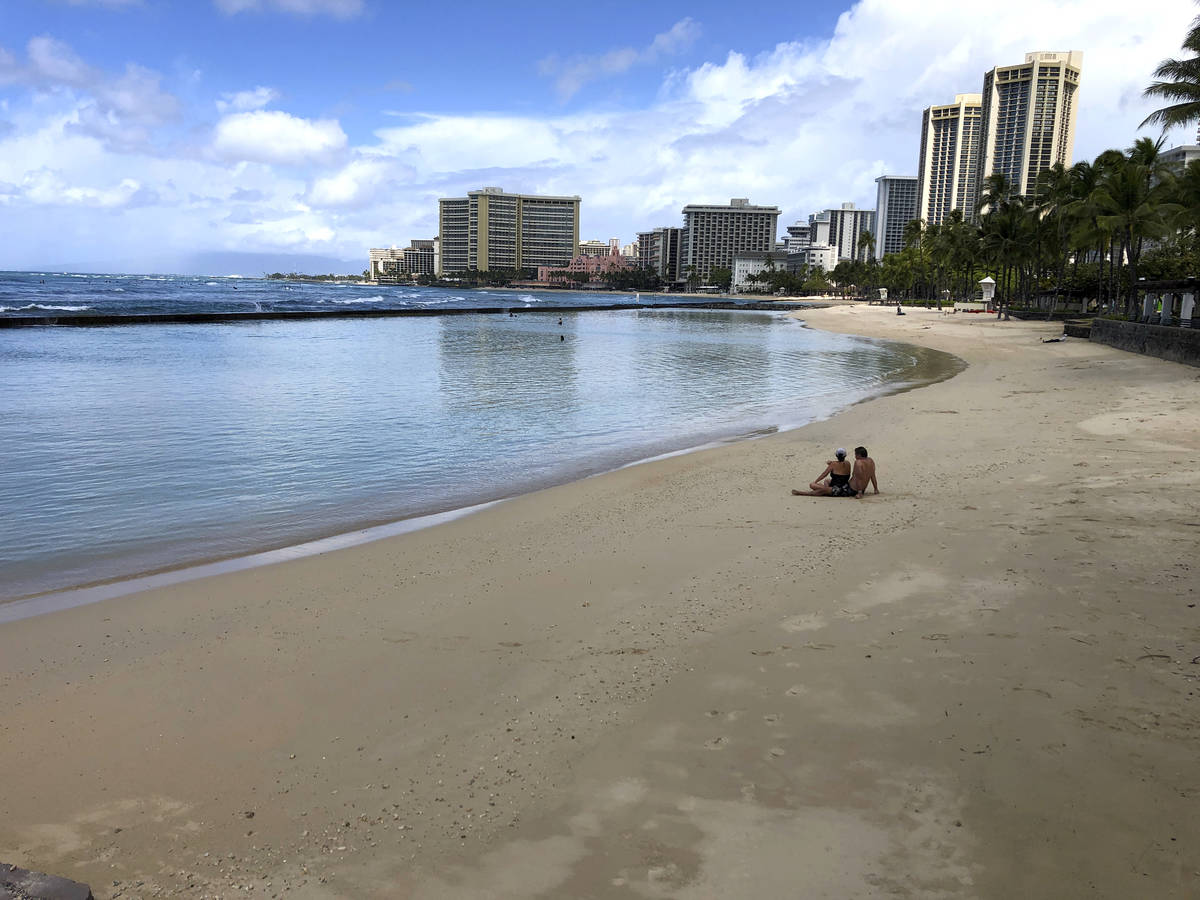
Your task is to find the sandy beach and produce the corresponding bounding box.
[1,305,1197,899]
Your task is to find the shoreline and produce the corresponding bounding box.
[1,315,963,614]
[2,306,1196,897]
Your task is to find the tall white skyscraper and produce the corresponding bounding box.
[916,93,983,226]
[809,203,876,262]
[873,175,918,259]
[977,51,1082,203]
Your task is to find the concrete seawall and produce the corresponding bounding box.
[1089,318,1200,367]
[0,301,826,328]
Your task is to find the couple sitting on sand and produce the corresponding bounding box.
[792,446,878,499]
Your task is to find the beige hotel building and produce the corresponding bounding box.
[978,51,1082,204]
[916,93,983,226]
[438,187,581,275]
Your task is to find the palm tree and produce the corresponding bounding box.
[976,172,1013,219]
[980,196,1034,318]
[1034,163,1075,314]
[1173,159,1200,248]
[1141,3,1200,133]
[1094,156,1180,317]
[857,230,876,263]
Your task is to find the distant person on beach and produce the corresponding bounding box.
[792,448,853,497]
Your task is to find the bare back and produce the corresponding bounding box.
[849,456,876,494]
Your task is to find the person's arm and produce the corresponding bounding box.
[870,471,879,494]
[814,463,833,482]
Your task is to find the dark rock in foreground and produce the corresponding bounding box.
[0,864,93,900]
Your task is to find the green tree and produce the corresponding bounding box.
[1142,2,1200,133]
[709,266,733,291]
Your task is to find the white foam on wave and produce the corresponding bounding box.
[205,281,220,286]
[4,303,94,312]
[329,295,384,305]
[112,287,125,292]
[518,294,541,303]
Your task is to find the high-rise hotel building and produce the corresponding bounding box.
[809,203,876,263]
[437,187,580,274]
[681,198,780,281]
[977,51,1082,204]
[916,93,982,226]
[872,175,918,259]
[637,226,684,284]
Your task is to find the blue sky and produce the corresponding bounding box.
[0,0,1195,273]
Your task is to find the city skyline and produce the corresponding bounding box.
[0,0,1195,273]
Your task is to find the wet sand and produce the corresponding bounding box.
[1,305,1197,898]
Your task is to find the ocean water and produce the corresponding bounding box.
[0,270,658,316]
[0,273,956,604]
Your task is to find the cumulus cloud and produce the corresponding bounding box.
[1,0,1197,272]
[19,167,144,207]
[307,157,397,208]
[213,0,363,17]
[27,36,92,85]
[4,37,178,150]
[216,86,279,113]
[379,0,1197,240]
[539,17,701,100]
[211,109,347,165]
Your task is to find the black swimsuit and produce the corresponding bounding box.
[829,469,855,497]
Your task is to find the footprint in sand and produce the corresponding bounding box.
[763,714,781,724]
[786,685,808,697]
[705,736,730,750]
[780,613,827,633]
[767,747,786,758]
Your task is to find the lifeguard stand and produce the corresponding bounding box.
[979,277,996,312]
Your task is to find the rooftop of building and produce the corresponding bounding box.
[682,198,781,213]
[988,50,1082,72]
[733,250,790,260]
[440,187,582,202]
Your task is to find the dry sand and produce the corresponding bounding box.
[1,306,1197,899]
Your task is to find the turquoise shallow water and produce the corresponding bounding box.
[0,291,945,602]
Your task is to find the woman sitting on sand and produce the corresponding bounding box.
[793,448,854,497]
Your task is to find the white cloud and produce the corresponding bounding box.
[5,37,178,150]
[27,36,92,85]
[539,17,701,100]
[216,86,280,113]
[94,64,179,123]
[307,157,408,208]
[211,110,347,165]
[213,0,363,17]
[0,0,1197,272]
[20,167,143,207]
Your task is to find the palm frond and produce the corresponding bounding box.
[1140,100,1200,130]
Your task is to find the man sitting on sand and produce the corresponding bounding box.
[847,446,879,498]
[792,446,879,499]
